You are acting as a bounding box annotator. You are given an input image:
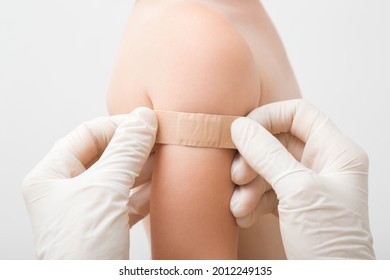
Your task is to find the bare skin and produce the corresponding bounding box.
[107,0,301,259]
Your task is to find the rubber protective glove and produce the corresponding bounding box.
[22,107,157,259]
[230,99,375,259]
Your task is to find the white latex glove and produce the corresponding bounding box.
[230,99,375,259]
[22,107,157,259]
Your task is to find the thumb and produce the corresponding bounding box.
[231,117,308,191]
[128,182,151,228]
[88,107,157,189]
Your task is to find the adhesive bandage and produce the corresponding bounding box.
[154,110,239,149]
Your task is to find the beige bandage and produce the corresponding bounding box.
[155,110,239,149]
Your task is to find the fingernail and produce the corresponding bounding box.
[236,212,254,229]
[231,154,244,184]
[231,164,238,183]
[130,107,157,127]
[230,190,242,216]
[231,117,247,146]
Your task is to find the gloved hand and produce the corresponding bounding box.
[22,107,157,259]
[230,99,375,259]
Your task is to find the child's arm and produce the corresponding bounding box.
[147,4,260,259]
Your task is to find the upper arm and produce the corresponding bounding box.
[147,4,260,259]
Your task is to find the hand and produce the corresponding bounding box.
[22,107,157,259]
[230,99,375,259]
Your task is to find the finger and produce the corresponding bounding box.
[274,133,305,162]
[133,152,155,187]
[231,117,308,188]
[247,99,328,144]
[250,100,365,174]
[128,182,151,228]
[236,190,278,228]
[232,133,304,185]
[231,153,258,185]
[23,114,130,182]
[230,175,271,218]
[62,115,129,170]
[88,107,157,188]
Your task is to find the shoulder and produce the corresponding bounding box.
[155,3,244,45]
[148,3,253,68]
[144,3,259,115]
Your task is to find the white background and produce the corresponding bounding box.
[1,0,389,259]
